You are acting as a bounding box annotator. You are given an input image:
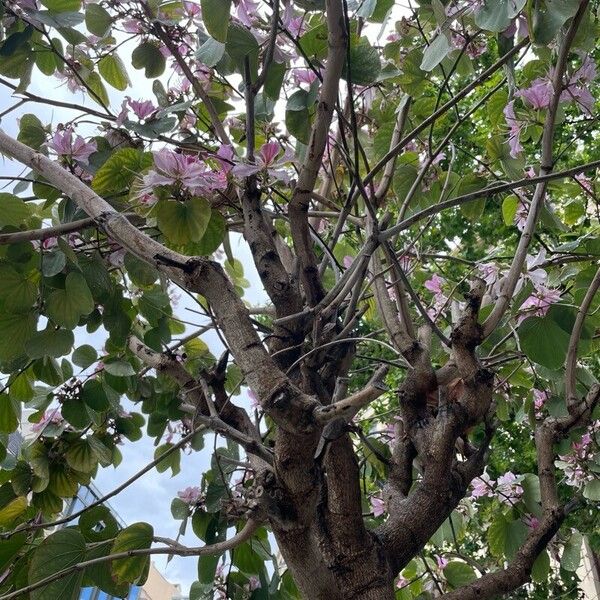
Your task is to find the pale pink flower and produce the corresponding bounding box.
[48,129,97,163]
[31,408,64,433]
[236,0,259,26]
[370,495,385,517]
[504,101,524,158]
[138,149,226,198]
[575,172,593,194]
[177,486,202,504]
[424,274,445,294]
[248,389,260,409]
[294,68,318,87]
[533,389,549,411]
[129,99,156,120]
[396,576,409,589]
[122,18,144,33]
[517,79,553,109]
[517,285,561,324]
[470,471,494,499]
[41,236,58,250]
[215,145,235,174]
[343,255,354,269]
[478,263,500,286]
[232,142,294,183]
[514,199,529,230]
[248,576,261,591]
[436,555,449,570]
[523,514,539,530]
[496,472,523,505]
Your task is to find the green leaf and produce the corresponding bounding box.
[84,71,110,107]
[103,360,135,377]
[98,54,130,91]
[0,496,27,528]
[225,24,259,80]
[80,506,119,542]
[444,561,477,588]
[0,312,36,361]
[29,529,86,600]
[0,264,37,312]
[124,253,158,287]
[157,197,212,245]
[25,328,74,359]
[531,549,550,582]
[61,398,92,429]
[17,114,46,150]
[343,37,381,85]
[201,0,231,42]
[80,379,109,412]
[518,315,569,369]
[92,148,153,196]
[111,522,154,584]
[476,0,526,32]
[196,37,226,67]
[285,106,311,144]
[420,33,452,72]
[264,61,286,101]
[154,444,181,476]
[529,0,580,45]
[561,531,582,571]
[72,344,97,368]
[85,3,112,36]
[583,479,600,501]
[40,0,81,11]
[132,41,166,78]
[502,195,518,226]
[488,513,509,558]
[0,193,30,227]
[46,272,95,329]
[65,438,97,472]
[194,210,226,255]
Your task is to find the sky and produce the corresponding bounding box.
[0,1,410,593]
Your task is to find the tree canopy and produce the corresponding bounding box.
[0,0,599,598]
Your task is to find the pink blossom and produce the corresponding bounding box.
[294,68,318,87]
[523,515,539,531]
[396,576,409,589]
[533,389,549,413]
[424,274,445,294]
[138,149,226,198]
[48,129,97,163]
[436,555,449,570]
[122,18,144,33]
[370,495,385,517]
[235,0,259,26]
[470,471,494,499]
[248,389,260,409]
[41,236,58,250]
[248,576,261,590]
[496,472,523,505]
[514,199,529,230]
[31,408,64,433]
[129,99,156,120]
[575,172,593,194]
[504,101,524,158]
[517,79,553,110]
[343,255,354,269]
[517,286,561,323]
[177,486,202,504]
[232,142,294,183]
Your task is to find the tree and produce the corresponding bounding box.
[0,0,598,598]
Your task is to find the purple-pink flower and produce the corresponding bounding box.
[517,79,553,110]
[370,495,386,517]
[436,555,449,570]
[138,149,226,198]
[504,101,524,158]
[424,274,445,295]
[232,142,294,183]
[31,408,64,433]
[177,486,202,504]
[517,285,561,324]
[48,129,97,163]
[533,389,549,415]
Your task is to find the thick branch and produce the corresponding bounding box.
[288,0,346,306]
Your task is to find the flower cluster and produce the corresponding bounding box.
[424,273,448,319]
[470,471,523,506]
[177,486,203,505]
[556,423,598,489]
[47,129,97,164]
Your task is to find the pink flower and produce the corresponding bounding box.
[533,389,549,413]
[232,142,294,183]
[517,79,553,109]
[514,199,529,230]
[370,495,385,517]
[235,0,259,26]
[248,389,260,409]
[122,18,144,33]
[575,172,593,194]
[343,255,354,269]
[396,576,409,589]
[294,68,318,87]
[478,263,500,286]
[424,274,445,295]
[129,99,156,120]
[48,129,97,163]
[177,486,202,504]
[31,408,64,433]
[436,555,449,570]
[138,149,226,198]
[248,576,261,591]
[504,101,524,158]
[517,286,561,324]
[523,514,539,531]
[496,472,523,505]
[215,144,235,174]
[470,471,494,499]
